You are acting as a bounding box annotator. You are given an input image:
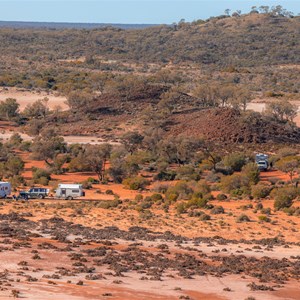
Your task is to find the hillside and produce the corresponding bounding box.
[169,108,300,145]
[0,14,299,67]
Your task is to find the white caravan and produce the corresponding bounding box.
[0,182,11,198]
[55,184,85,200]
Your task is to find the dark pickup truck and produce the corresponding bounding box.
[18,188,50,199]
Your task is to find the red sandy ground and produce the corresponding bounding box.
[0,153,298,300]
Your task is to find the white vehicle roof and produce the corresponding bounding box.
[0,182,11,185]
[57,184,82,189]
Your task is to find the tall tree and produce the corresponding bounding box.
[85,144,112,182]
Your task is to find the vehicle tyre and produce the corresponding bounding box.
[38,194,44,199]
[66,196,73,200]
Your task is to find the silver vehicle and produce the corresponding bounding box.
[255,153,269,171]
[55,184,85,200]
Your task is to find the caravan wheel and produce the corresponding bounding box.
[66,196,73,200]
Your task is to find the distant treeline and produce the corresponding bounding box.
[0,21,158,30]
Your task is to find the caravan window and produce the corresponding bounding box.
[72,189,79,193]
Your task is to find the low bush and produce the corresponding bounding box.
[271,187,298,210]
[32,168,51,185]
[152,183,169,194]
[188,210,204,217]
[175,165,201,181]
[154,170,176,181]
[122,176,149,190]
[260,207,271,215]
[236,214,251,223]
[135,194,143,201]
[186,195,208,209]
[150,193,163,202]
[205,171,221,183]
[165,181,193,202]
[96,199,121,209]
[241,163,260,185]
[220,174,249,194]
[210,205,225,214]
[255,202,263,210]
[176,203,186,214]
[139,209,154,220]
[216,193,228,200]
[87,177,100,184]
[81,181,93,189]
[251,184,271,199]
[199,213,211,221]
[222,152,247,172]
[258,215,271,222]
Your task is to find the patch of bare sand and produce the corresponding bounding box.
[248,99,300,127]
[0,87,68,111]
[0,129,120,145]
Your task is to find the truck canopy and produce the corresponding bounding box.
[255,153,269,162]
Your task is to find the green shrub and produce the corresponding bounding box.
[135,194,143,201]
[139,209,154,220]
[258,215,271,222]
[165,181,193,202]
[210,206,225,214]
[139,199,153,210]
[203,193,214,201]
[165,192,179,203]
[268,177,279,185]
[271,187,298,210]
[221,174,249,194]
[122,176,149,190]
[10,175,25,189]
[205,171,221,183]
[87,177,100,184]
[222,152,247,172]
[284,207,300,216]
[241,163,260,185]
[81,181,93,189]
[175,165,201,181]
[255,202,263,210]
[260,207,271,215]
[188,210,204,217]
[186,195,208,209]
[152,183,169,193]
[19,141,32,152]
[105,189,114,195]
[176,203,186,214]
[216,193,228,200]
[151,193,163,201]
[199,213,211,221]
[195,181,211,195]
[97,199,121,209]
[32,168,51,185]
[251,184,271,199]
[236,214,251,223]
[154,170,176,181]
